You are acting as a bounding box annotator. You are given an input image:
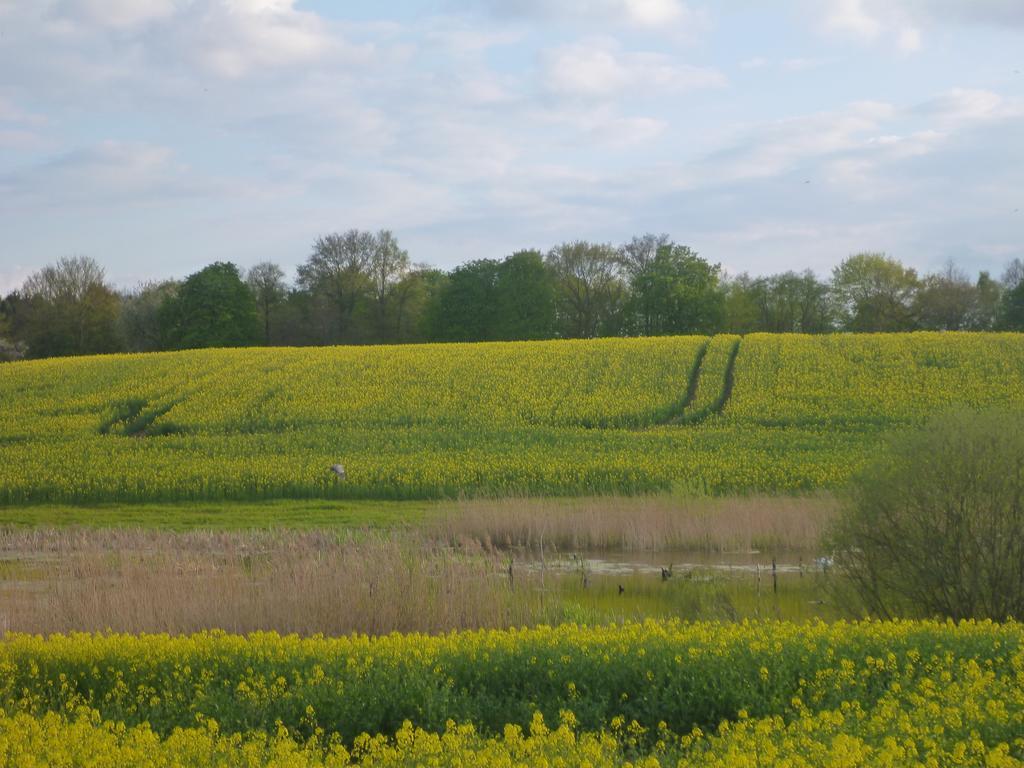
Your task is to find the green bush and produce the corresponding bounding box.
[830,408,1024,620]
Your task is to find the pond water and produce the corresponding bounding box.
[518,548,826,577]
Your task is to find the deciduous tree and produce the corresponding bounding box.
[831,253,919,332]
[493,250,556,341]
[246,262,288,345]
[913,263,978,331]
[297,231,374,342]
[546,241,625,338]
[627,244,724,335]
[159,262,259,349]
[119,280,180,352]
[15,256,122,358]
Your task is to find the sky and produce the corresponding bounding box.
[0,0,1022,293]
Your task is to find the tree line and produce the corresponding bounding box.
[2,229,1023,360]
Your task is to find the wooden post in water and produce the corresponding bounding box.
[772,558,778,595]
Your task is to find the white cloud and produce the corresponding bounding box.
[41,0,333,79]
[820,0,924,52]
[816,0,1024,51]
[907,0,1024,27]
[782,57,828,72]
[0,141,221,208]
[2,2,1023,283]
[897,27,922,53]
[686,100,897,187]
[544,108,667,146]
[620,0,687,26]
[186,0,332,78]
[739,57,768,70]
[915,88,1018,124]
[471,0,705,33]
[824,0,883,41]
[52,0,177,29]
[541,39,725,99]
[542,41,631,97]
[0,96,47,126]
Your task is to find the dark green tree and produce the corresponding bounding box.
[0,293,27,361]
[159,262,260,349]
[427,259,500,341]
[1000,280,1024,330]
[493,250,556,340]
[972,272,1001,330]
[628,245,724,335]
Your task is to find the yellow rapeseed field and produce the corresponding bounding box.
[0,332,1022,502]
[1,619,1022,766]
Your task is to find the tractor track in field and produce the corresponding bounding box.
[656,336,741,428]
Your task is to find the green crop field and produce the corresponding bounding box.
[1,332,1022,504]
[3,620,1023,765]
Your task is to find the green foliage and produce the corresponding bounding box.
[546,241,625,338]
[10,256,122,358]
[1001,279,1024,330]
[913,263,979,331]
[831,252,919,331]
[245,262,287,344]
[428,259,501,341]
[159,262,260,349]
[627,245,724,335]
[724,270,832,334]
[429,252,556,342]
[2,620,1021,744]
[830,408,1024,620]
[0,499,438,529]
[119,280,179,352]
[493,250,556,341]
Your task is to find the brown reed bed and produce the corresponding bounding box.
[0,495,835,636]
[434,494,836,553]
[0,528,545,636]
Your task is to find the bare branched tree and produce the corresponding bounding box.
[246,262,288,344]
[368,230,410,337]
[545,241,625,338]
[19,256,121,357]
[297,231,375,341]
[618,233,671,279]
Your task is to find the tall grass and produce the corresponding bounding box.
[434,494,835,552]
[0,529,545,636]
[0,494,836,635]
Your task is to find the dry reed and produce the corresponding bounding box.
[0,528,541,636]
[434,494,836,553]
